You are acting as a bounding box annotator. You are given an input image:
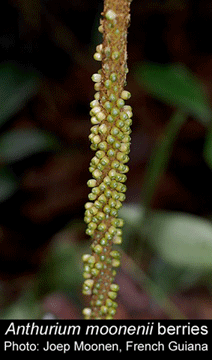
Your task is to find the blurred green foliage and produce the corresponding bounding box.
[0,62,40,128]
[0,62,60,203]
[203,126,212,170]
[0,61,70,319]
[0,128,60,164]
[36,237,85,299]
[1,234,87,319]
[120,203,212,296]
[135,62,212,124]
[0,167,18,202]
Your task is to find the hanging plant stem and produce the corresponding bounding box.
[121,251,187,319]
[82,0,132,319]
[142,109,187,213]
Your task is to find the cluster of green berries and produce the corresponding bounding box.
[82,252,120,319]
[82,7,132,319]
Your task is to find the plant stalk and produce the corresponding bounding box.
[142,109,187,213]
[121,251,187,319]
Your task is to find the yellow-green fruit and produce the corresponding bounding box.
[82,0,132,320]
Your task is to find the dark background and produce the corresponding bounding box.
[0,0,212,319]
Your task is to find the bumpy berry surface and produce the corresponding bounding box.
[82,0,132,319]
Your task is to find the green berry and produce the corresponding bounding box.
[111,51,120,60]
[91,268,99,277]
[110,250,120,259]
[100,238,107,246]
[104,189,112,198]
[91,116,100,125]
[106,299,113,307]
[96,150,105,159]
[97,223,107,232]
[110,284,120,292]
[108,169,116,179]
[117,99,125,108]
[100,156,110,166]
[111,108,120,117]
[98,124,107,134]
[91,73,101,83]
[103,176,111,185]
[98,141,108,151]
[82,308,92,317]
[96,211,105,221]
[100,306,108,315]
[108,291,117,300]
[96,111,106,121]
[93,52,102,61]
[104,80,112,88]
[92,169,102,179]
[113,236,122,245]
[98,194,107,203]
[110,73,117,82]
[107,149,115,157]
[111,259,121,267]
[108,308,116,316]
[110,127,119,136]
[92,135,101,144]
[103,101,112,111]
[121,90,131,100]
[88,193,97,201]
[107,135,115,144]
[82,254,91,262]
[87,179,97,187]
[107,115,114,123]
[95,262,103,270]
[111,160,120,169]
[109,94,117,102]
[94,244,103,254]
[103,205,111,214]
[105,9,117,21]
